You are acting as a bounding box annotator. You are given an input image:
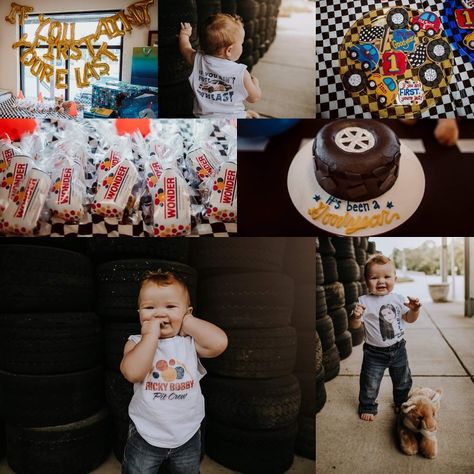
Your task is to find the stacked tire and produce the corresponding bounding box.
[332,238,360,357]
[193,238,301,473]
[357,237,369,297]
[0,245,108,474]
[285,238,317,461]
[93,241,194,462]
[158,0,197,117]
[318,238,341,381]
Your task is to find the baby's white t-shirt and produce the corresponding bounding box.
[189,51,248,118]
[128,334,206,448]
[358,293,409,347]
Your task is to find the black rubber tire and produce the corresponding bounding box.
[356,281,364,297]
[361,282,368,295]
[237,0,260,21]
[198,272,294,329]
[349,324,365,346]
[105,371,133,422]
[205,418,297,474]
[86,239,189,263]
[315,237,319,251]
[387,7,409,30]
[321,255,338,283]
[104,322,141,372]
[323,281,345,311]
[355,247,367,265]
[243,37,254,57]
[202,375,300,429]
[359,264,366,282]
[318,237,335,256]
[295,371,316,417]
[315,330,323,372]
[221,0,237,14]
[295,331,316,372]
[295,415,315,460]
[0,422,5,459]
[335,330,353,360]
[336,258,360,283]
[316,285,327,319]
[292,283,315,330]
[96,260,197,322]
[322,344,340,382]
[316,252,324,285]
[0,367,104,427]
[159,0,198,46]
[315,365,326,414]
[343,281,359,305]
[367,241,376,254]
[243,19,255,37]
[240,54,254,70]
[0,312,101,374]
[283,238,316,284]
[191,238,286,275]
[0,245,94,313]
[197,0,223,26]
[111,416,129,463]
[159,44,194,86]
[328,307,348,335]
[316,315,335,352]
[332,237,356,259]
[159,81,194,118]
[203,327,297,379]
[359,237,368,250]
[5,410,109,474]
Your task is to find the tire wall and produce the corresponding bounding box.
[316,237,378,416]
[0,237,316,473]
[158,0,280,117]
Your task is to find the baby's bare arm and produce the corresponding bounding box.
[179,22,196,65]
[181,314,228,358]
[243,70,262,103]
[120,319,160,383]
[349,303,365,329]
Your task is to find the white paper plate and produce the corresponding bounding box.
[287,140,425,236]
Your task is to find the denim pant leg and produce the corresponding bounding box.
[359,345,389,415]
[161,430,201,474]
[389,342,412,406]
[122,423,165,474]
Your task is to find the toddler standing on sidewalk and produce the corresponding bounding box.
[179,13,262,118]
[350,254,421,421]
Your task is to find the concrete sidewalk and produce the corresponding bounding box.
[316,302,474,474]
[245,2,316,118]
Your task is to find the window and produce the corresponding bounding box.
[20,11,123,100]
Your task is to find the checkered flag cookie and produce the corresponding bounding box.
[408,42,427,68]
[360,26,385,43]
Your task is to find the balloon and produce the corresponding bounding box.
[48,21,62,43]
[20,48,36,67]
[95,18,110,40]
[116,119,151,137]
[12,34,31,49]
[70,43,82,61]
[29,58,44,78]
[84,62,100,81]
[5,3,34,26]
[56,40,70,61]
[126,0,154,26]
[95,42,118,62]
[75,67,90,88]
[117,11,132,33]
[39,63,53,83]
[0,119,37,141]
[55,68,68,89]
[68,102,78,117]
[77,34,96,56]
[43,43,55,61]
[92,61,110,76]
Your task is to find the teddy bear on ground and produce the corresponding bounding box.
[398,387,443,459]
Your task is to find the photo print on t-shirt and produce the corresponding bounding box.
[378,303,402,341]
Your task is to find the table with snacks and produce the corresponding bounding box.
[0,119,237,237]
[316,0,474,118]
[238,120,474,236]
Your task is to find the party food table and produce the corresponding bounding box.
[316,0,474,118]
[238,119,474,236]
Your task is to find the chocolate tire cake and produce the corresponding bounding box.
[313,120,401,202]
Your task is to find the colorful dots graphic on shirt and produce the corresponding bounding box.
[175,366,185,379]
[151,359,187,382]
[156,360,168,371]
[162,367,177,382]
[152,372,160,379]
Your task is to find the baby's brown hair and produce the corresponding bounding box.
[364,254,395,280]
[199,13,243,55]
[139,270,191,306]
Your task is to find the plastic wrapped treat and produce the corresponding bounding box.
[47,161,86,223]
[0,155,34,215]
[0,167,50,235]
[152,168,192,237]
[0,137,23,173]
[186,145,223,184]
[206,161,237,223]
[92,159,139,219]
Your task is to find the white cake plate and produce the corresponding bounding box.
[287,140,425,236]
